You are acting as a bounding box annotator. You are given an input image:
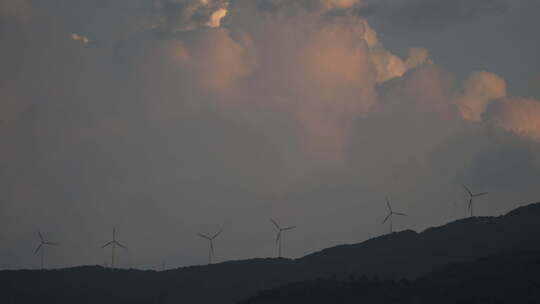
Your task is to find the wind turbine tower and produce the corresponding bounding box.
[34,231,58,270]
[101,227,126,268]
[382,198,407,233]
[198,229,223,265]
[270,219,296,258]
[462,184,488,217]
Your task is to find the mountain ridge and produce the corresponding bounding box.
[2,201,540,304]
[241,250,540,304]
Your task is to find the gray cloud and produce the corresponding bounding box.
[359,0,507,27]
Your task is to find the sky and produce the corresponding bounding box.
[1,0,540,270]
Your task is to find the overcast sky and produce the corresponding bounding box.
[1,0,540,270]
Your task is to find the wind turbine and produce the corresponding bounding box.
[270,219,296,258]
[382,198,407,233]
[34,231,58,270]
[462,184,488,217]
[101,227,126,268]
[198,229,223,265]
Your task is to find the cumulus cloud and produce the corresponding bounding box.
[201,3,431,160]
[206,7,228,28]
[488,97,540,141]
[1,0,540,270]
[167,29,256,94]
[384,64,454,111]
[234,1,430,84]
[285,17,377,160]
[152,0,229,32]
[455,71,507,121]
[350,19,431,83]
[405,47,431,69]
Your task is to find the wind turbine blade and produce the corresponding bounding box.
[382,213,391,223]
[386,198,392,212]
[212,229,223,239]
[282,226,296,231]
[34,243,43,255]
[270,219,280,230]
[462,184,473,196]
[210,241,214,254]
[275,231,281,244]
[101,241,113,248]
[115,241,126,249]
[473,192,488,197]
[394,212,407,216]
[38,231,43,242]
[113,228,116,241]
[198,233,211,240]
[45,242,58,246]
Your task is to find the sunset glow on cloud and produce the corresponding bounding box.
[489,97,540,141]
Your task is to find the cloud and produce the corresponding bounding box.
[204,4,431,160]
[369,43,431,83]
[360,0,507,27]
[231,1,430,85]
[285,16,377,160]
[71,33,90,44]
[454,71,507,121]
[322,0,362,9]
[488,97,540,141]
[384,64,454,111]
[152,0,229,32]
[165,29,256,94]
[1,0,540,270]
[405,47,431,69]
[254,0,361,13]
[206,7,228,28]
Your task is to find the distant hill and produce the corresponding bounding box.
[240,251,540,304]
[2,202,540,304]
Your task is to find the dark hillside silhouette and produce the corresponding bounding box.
[240,251,540,304]
[297,201,540,279]
[2,202,540,304]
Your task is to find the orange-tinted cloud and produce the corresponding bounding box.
[357,20,430,83]
[489,97,540,141]
[156,3,436,162]
[153,0,229,32]
[455,71,507,121]
[168,29,256,95]
[387,64,454,111]
[295,29,375,160]
[322,0,361,9]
